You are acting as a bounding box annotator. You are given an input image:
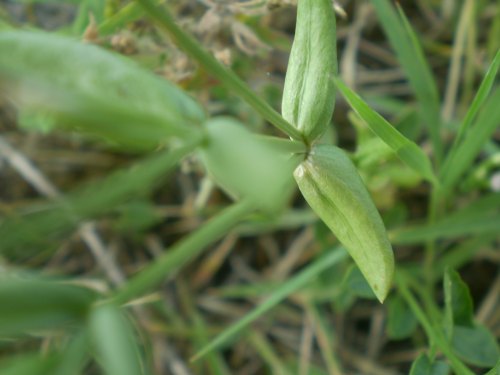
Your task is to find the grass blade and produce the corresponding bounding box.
[441,51,500,189]
[191,247,347,361]
[335,78,437,185]
[440,88,500,190]
[371,0,443,162]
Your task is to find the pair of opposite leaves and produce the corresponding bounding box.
[204,0,394,302]
[284,0,394,303]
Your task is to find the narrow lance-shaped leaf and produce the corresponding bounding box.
[448,37,500,148]
[371,0,443,162]
[282,0,337,142]
[0,31,204,150]
[335,78,437,185]
[294,144,394,302]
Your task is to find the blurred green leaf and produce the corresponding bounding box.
[371,0,443,161]
[0,277,96,336]
[201,117,301,213]
[444,269,474,333]
[0,144,197,256]
[386,295,418,340]
[409,353,450,375]
[0,31,204,150]
[89,304,144,375]
[335,78,437,185]
[452,325,500,368]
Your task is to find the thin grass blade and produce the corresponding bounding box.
[440,88,500,190]
[335,78,437,185]
[371,0,443,162]
[441,51,500,189]
[191,247,347,361]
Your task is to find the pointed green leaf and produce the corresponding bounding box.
[371,0,442,161]
[89,304,144,375]
[294,144,394,302]
[0,31,204,150]
[335,78,437,185]
[392,193,500,244]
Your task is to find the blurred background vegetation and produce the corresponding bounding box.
[0,0,498,374]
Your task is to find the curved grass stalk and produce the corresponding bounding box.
[135,0,303,141]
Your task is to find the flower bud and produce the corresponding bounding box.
[282,0,337,142]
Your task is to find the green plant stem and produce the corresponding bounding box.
[135,0,303,142]
[113,199,255,305]
[396,272,474,375]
